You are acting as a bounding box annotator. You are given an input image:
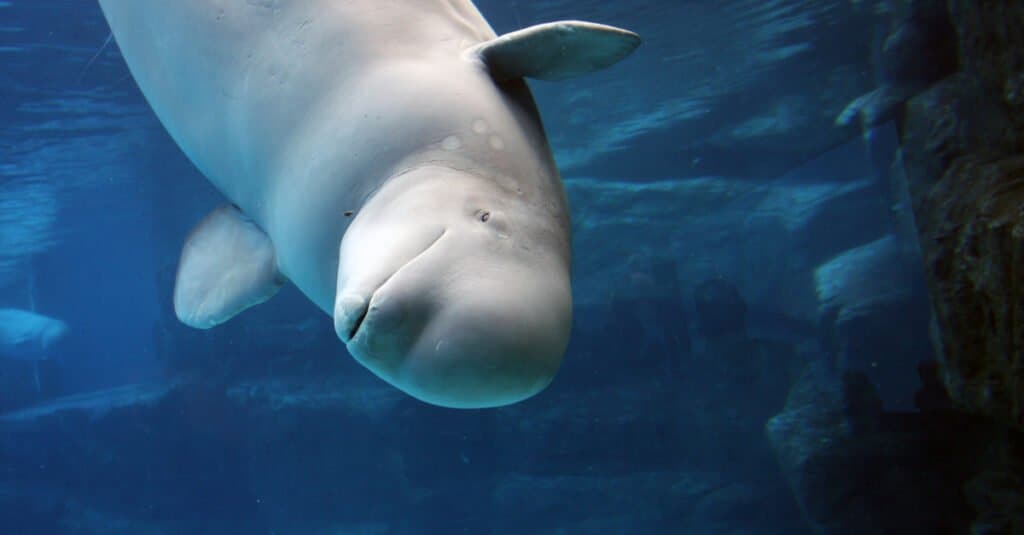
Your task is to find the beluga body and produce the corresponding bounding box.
[97,0,640,408]
[0,309,68,362]
[0,308,69,392]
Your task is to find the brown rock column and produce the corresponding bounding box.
[901,0,1024,429]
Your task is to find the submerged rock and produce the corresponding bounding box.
[813,235,915,326]
[835,0,958,128]
[811,234,935,407]
[917,155,1024,427]
[694,278,748,340]
[225,377,405,416]
[766,364,990,533]
[899,0,1024,433]
[492,472,796,535]
[0,380,179,423]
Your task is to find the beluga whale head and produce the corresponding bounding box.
[332,21,642,408]
[335,164,574,408]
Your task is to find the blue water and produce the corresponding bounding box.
[0,1,954,533]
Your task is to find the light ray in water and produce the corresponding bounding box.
[76,31,113,85]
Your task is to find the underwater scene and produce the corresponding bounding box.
[1,0,1023,533]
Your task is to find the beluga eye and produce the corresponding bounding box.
[477,210,491,223]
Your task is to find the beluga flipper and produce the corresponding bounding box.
[97,0,640,408]
[470,21,641,82]
[174,205,284,329]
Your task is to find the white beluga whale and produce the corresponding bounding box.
[97,1,640,408]
[0,308,68,361]
[0,308,69,391]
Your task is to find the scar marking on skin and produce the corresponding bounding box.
[442,135,462,150]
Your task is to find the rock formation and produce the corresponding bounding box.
[861,0,1024,531]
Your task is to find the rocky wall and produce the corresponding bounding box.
[902,0,1024,431]
[894,1,1024,532]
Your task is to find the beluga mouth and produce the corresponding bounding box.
[336,293,371,343]
[334,228,449,345]
[347,298,370,341]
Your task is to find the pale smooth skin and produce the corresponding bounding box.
[0,309,68,361]
[98,1,590,407]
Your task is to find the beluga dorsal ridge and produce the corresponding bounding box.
[97,0,641,408]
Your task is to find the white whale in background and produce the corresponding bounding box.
[0,308,68,391]
[97,1,640,407]
[0,308,68,361]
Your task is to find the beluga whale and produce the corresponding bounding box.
[0,308,69,391]
[97,1,641,408]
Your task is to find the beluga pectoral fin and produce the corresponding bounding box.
[470,20,642,82]
[174,204,285,329]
